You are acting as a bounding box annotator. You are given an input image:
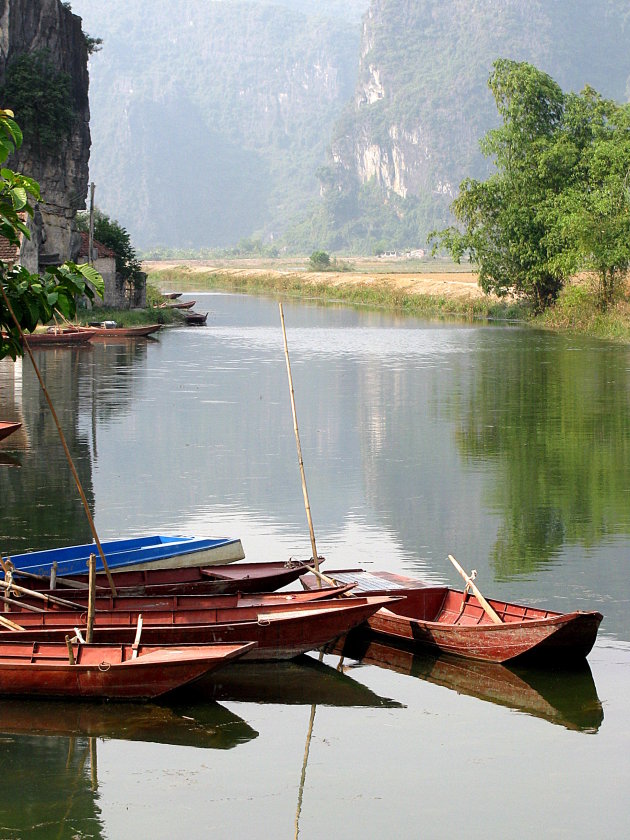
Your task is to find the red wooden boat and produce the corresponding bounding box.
[158,299,195,310]
[0,640,255,699]
[13,559,315,597]
[301,569,603,664]
[0,596,397,661]
[0,421,21,443]
[21,330,93,346]
[184,311,208,326]
[68,324,162,338]
[5,585,352,613]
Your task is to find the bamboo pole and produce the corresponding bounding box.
[86,553,96,643]
[0,282,117,596]
[0,612,24,631]
[447,554,502,624]
[279,303,321,576]
[0,594,44,613]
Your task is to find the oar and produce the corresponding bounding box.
[447,554,503,624]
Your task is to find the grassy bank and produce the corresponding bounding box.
[145,262,630,341]
[74,284,183,327]
[146,265,528,322]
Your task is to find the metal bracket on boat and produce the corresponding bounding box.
[98,661,111,671]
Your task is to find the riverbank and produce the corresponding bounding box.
[143,258,630,341]
[143,259,526,321]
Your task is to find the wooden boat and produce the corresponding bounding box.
[329,633,603,732]
[13,559,315,597]
[0,596,398,661]
[158,299,195,310]
[68,324,163,338]
[0,640,255,699]
[6,585,354,613]
[21,330,93,346]
[301,569,603,664]
[3,534,245,576]
[162,292,182,299]
[184,311,208,326]
[0,421,21,443]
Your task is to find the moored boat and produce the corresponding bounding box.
[301,569,603,664]
[0,595,398,661]
[2,534,245,576]
[12,559,316,597]
[21,330,93,346]
[68,323,162,338]
[0,421,21,443]
[6,585,354,613]
[184,311,208,326]
[0,640,255,699]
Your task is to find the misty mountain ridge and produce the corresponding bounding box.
[71,0,630,253]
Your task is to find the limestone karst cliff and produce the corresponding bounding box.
[0,0,90,266]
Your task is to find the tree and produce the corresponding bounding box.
[432,60,572,311]
[0,109,102,361]
[308,250,331,270]
[76,208,144,288]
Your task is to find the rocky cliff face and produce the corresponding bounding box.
[323,0,630,246]
[0,0,90,263]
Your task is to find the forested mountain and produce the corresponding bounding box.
[71,0,362,249]
[72,0,630,253]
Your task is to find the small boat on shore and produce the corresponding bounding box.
[158,299,195,310]
[0,596,398,661]
[0,640,255,699]
[301,569,603,664]
[13,559,315,597]
[68,323,163,338]
[184,311,208,326]
[0,421,21,443]
[2,534,245,577]
[21,330,93,346]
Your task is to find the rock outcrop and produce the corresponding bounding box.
[0,0,90,265]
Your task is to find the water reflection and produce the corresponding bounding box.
[197,654,403,708]
[447,332,630,578]
[333,632,604,733]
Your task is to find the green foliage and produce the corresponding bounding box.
[309,250,331,270]
[0,50,74,152]
[0,111,103,360]
[76,209,143,287]
[432,60,630,311]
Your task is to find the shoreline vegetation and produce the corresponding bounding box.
[142,258,630,343]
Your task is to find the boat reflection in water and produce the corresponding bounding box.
[330,632,604,733]
[0,700,258,838]
[0,697,258,750]
[198,653,404,708]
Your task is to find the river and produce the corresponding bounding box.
[1,291,629,838]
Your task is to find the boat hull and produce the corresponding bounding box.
[301,569,603,664]
[0,641,254,699]
[20,560,312,597]
[0,597,396,661]
[4,534,245,577]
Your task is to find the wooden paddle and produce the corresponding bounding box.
[448,554,503,624]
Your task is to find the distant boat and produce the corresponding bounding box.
[3,534,245,577]
[158,299,195,310]
[301,569,603,664]
[21,330,93,346]
[0,639,255,699]
[0,421,21,443]
[184,311,208,326]
[162,292,182,300]
[68,323,163,338]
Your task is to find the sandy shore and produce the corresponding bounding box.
[143,259,487,301]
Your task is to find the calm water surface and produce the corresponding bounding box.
[1,292,630,838]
